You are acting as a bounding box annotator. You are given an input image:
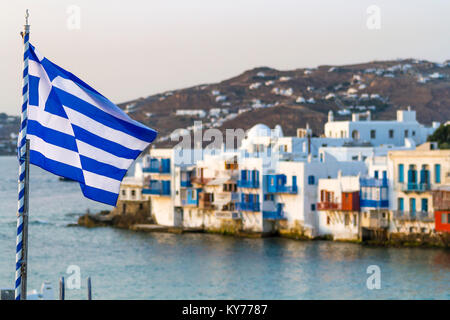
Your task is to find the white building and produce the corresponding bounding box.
[324,107,439,146]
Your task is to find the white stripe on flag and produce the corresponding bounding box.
[52,76,137,124]
[76,140,133,170]
[82,170,121,194]
[28,134,82,169]
[28,60,53,108]
[63,106,149,150]
[28,107,75,136]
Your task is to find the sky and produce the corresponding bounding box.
[0,0,449,115]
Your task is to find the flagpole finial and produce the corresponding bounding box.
[25,9,30,26]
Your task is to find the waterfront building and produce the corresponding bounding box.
[432,187,450,232]
[316,173,361,240]
[387,143,450,234]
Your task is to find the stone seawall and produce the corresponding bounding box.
[78,199,153,229]
[76,204,449,248]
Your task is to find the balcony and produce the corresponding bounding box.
[393,211,434,222]
[317,202,340,210]
[180,180,193,188]
[142,180,170,196]
[265,174,298,194]
[262,210,286,220]
[360,177,388,187]
[268,185,298,194]
[181,198,198,206]
[237,180,260,188]
[215,211,241,219]
[143,159,170,174]
[400,183,430,193]
[360,199,389,208]
[198,193,215,210]
[191,175,211,185]
[236,202,260,212]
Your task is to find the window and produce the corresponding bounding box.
[345,214,350,226]
[435,164,441,183]
[389,129,394,138]
[410,198,416,213]
[398,164,404,183]
[412,131,416,136]
[308,175,315,185]
[370,130,376,139]
[311,204,316,211]
[398,198,404,212]
[122,190,126,196]
[404,130,409,138]
[421,198,428,213]
[352,156,358,161]
[352,130,360,140]
[442,213,448,224]
[264,194,274,201]
[374,170,379,179]
[139,203,143,210]
[353,214,357,226]
[408,165,417,184]
[131,190,136,196]
[327,216,330,225]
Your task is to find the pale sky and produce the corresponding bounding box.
[1,0,449,114]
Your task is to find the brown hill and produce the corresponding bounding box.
[118,59,450,147]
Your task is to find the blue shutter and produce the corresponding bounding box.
[398,198,404,211]
[398,164,404,182]
[435,164,441,183]
[410,198,416,213]
[421,198,428,212]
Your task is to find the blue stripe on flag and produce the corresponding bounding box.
[79,155,127,181]
[72,125,142,159]
[29,150,85,184]
[53,87,157,142]
[28,120,78,152]
[28,76,40,106]
[80,184,118,206]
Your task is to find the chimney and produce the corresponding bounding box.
[328,110,334,122]
[307,123,311,155]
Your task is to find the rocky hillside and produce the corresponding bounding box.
[119,59,450,147]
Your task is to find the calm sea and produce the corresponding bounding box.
[0,156,448,299]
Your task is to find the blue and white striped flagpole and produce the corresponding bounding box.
[15,9,31,301]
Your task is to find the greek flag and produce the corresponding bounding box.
[25,44,157,206]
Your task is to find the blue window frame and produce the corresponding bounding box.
[398,198,404,212]
[421,198,428,212]
[374,170,379,179]
[410,198,416,213]
[308,175,315,185]
[435,164,441,183]
[398,164,404,183]
[408,165,417,184]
